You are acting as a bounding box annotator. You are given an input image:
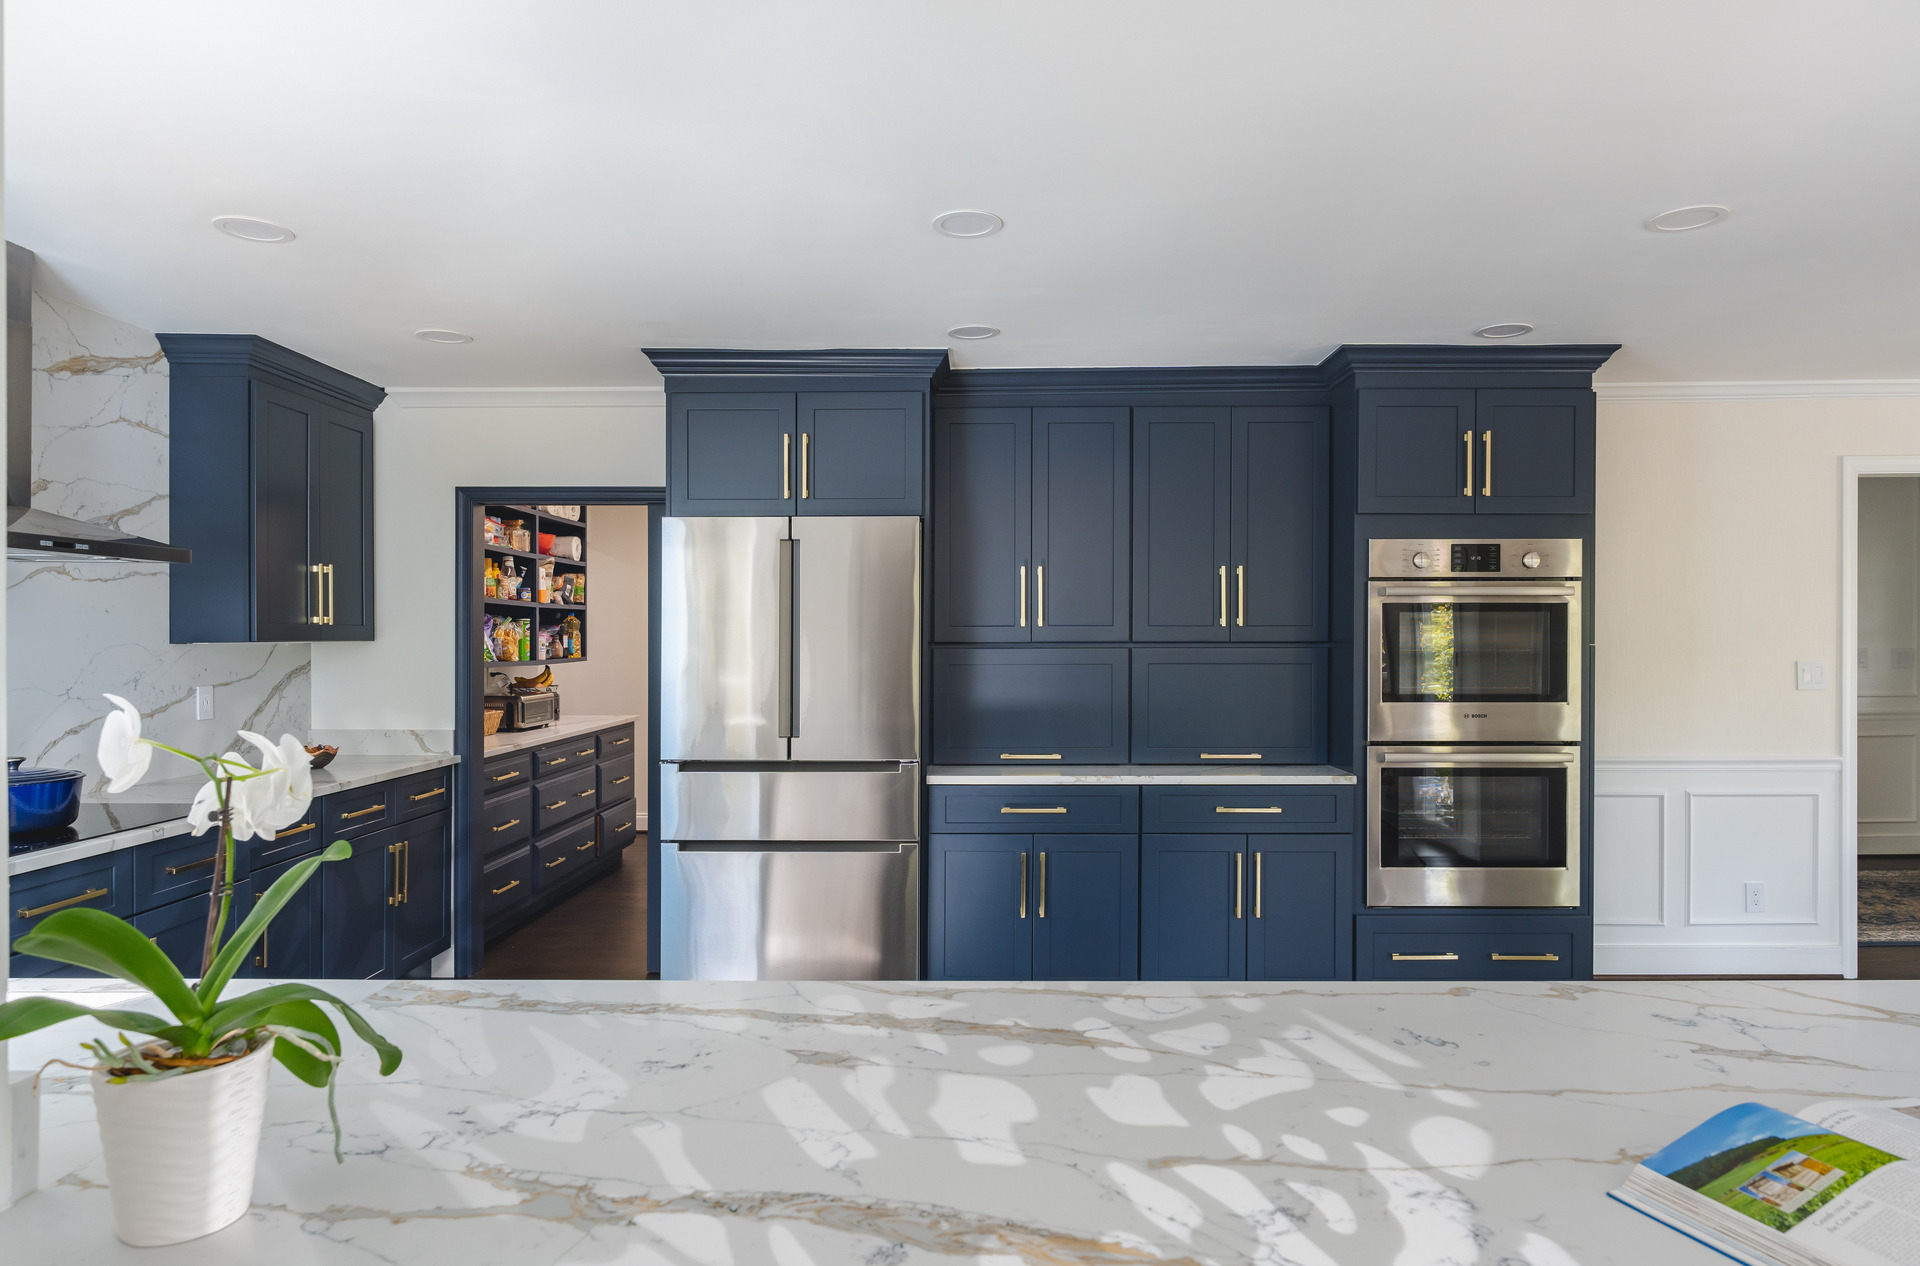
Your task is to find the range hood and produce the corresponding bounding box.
[6,243,191,564]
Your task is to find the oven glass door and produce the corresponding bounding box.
[1368,749,1581,907]
[1369,584,1581,742]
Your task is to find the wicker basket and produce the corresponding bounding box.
[482,707,505,736]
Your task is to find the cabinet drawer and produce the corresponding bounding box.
[324,782,395,837]
[598,725,637,758]
[481,751,534,792]
[482,846,533,926]
[533,765,598,834]
[1142,786,1349,833]
[599,754,637,803]
[394,766,451,820]
[9,851,135,966]
[249,812,324,869]
[599,805,639,854]
[930,785,1138,833]
[1130,647,1326,764]
[133,831,228,912]
[481,785,533,858]
[1358,915,1585,980]
[534,817,600,892]
[533,738,593,776]
[931,647,1130,764]
[132,884,252,980]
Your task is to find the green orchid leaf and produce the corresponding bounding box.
[206,982,401,1076]
[196,839,351,1006]
[263,1000,339,1088]
[11,908,204,1023]
[0,996,179,1043]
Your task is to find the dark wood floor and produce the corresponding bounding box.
[476,842,652,979]
[1858,853,1920,979]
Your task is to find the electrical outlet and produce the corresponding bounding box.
[1744,882,1766,914]
[1795,660,1827,691]
[194,686,214,721]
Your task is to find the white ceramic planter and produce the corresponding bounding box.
[89,1038,275,1247]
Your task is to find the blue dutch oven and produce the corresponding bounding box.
[9,757,83,835]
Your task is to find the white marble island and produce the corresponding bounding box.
[6,977,1919,1264]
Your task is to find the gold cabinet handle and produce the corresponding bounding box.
[1216,806,1283,814]
[545,800,568,810]
[1491,952,1559,962]
[1038,851,1047,918]
[1018,564,1027,628]
[1201,753,1262,760]
[613,775,632,785]
[342,803,386,819]
[18,886,109,919]
[545,757,567,766]
[1236,564,1245,628]
[800,431,810,500]
[1001,806,1067,814]
[1019,852,1027,919]
[782,432,792,500]
[310,563,326,624]
[1393,952,1459,961]
[490,770,520,782]
[401,837,410,905]
[491,818,522,833]
[281,821,316,834]
[577,788,596,798]
[410,786,445,801]
[1482,430,1493,497]
[545,856,567,869]
[1254,851,1262,918]
[387,842,402,907]
[1036,564,1045,628]
[1463,430,1474,497]
[163,855,216,876]
[616,821,633,832]
[1218,564,1227,627]
[326,562,336,625]
[1234,852,1243,919]
[576,841,596,852]
[491,878,521,896]
[613,736,631,746]
[575,748,595,758]
[999,753,1061,760]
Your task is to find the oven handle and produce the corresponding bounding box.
[1375,585,1576,598]
[1378,752,1577,766]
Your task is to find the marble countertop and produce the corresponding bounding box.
[929,764,1357,784]
[7,976,1917,1263]
[484,713,638,758]
[8,754,460,877]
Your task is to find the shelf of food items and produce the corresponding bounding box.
[479,504,589,665]
[483,608,585,664]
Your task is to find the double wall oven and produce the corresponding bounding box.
[1365,539,1585,909]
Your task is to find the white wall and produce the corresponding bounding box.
[1592,390,1920,975]
[308,389,663,739]
[1857,476,1920,854]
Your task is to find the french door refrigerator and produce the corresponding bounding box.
[659,515,921,979]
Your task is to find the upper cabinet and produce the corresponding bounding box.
[1133,406,1327,641]
[649,349,949,519]
[159,335,382,643]
[1354,386,1595,515]
[933,406,1129,642]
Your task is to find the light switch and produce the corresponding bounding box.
[1744,882,1766,914]
[1795,660,1827,690]
[1860,646,1870,668]
[194,686,214,720]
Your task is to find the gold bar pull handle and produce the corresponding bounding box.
[1036,564,1045,628]
[1236,564,1245,627]
[1001,806,1068,814]
[1463,431,1474,497]
[327,562,336,625]
[1254,851,1262,918]
[1216,806,1283,814]
[1038,852,1047,918]
[401,838,411,905]
[387,842,401,907]
[1200,753,1262,760]
[1482,430,1493,497]
[1218,565,1227,627]
[1234,852,1243,919]
[999,752,1062,760]
[1018,564,1027,628]
[410,786,445,802]
[163,855,217,876]
[490,771,520,782]
[310,563,325,624]
[800,431,810,500]
[1392,952,1459,962]
[18,887,110,919]
[1490,952,1560,962]
[1018,853,1028,919]
[491,818,522,833]
[545,856,567,870]
[782,432,792,500]
[341,803,386,820]
[491,878,521,896]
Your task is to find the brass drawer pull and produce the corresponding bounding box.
[613,775,632,786]
[1254,851,1262,918]
[545,757,567,766]
[281,821,316,834]
[545,856,567,869]
[545,800,568,810]
[1392,952,1458,962]
[164,856,216,876]
[490,771,520,782]
[576,748,594,758]
[341,803,386,819]
[1234,853,1243,919]
[999,753,1061,760]
[1018,852,1027,919]
[491,878,521,896]
[491,818,522,833]
[1001,806,1067,814]
[1491,952,1560,962]
[577,788,596,798]
[576,841,596,852]
[409,786,445,801]
[613,736,631,746]
[1201,753,1262,760]
[18,887,110,919]
[1216,806,1283,814]
[616,821,633,832]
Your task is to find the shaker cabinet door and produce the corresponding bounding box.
[310,404,375,639]
[321,824,397,980]
[1231,407,1327,641]
[927,834,1033,980]
[1140,834,1245,980]
[250,382,317,641]
[1132,407,1231,641]
[796,391,922,515]
[669,392,797,515]
[1474,389,1594,514]
[1030,834,1137,981]
[1131,647,1327,764]
[391,811,451,977]
[930,647,1129,764]
[1356,389,1476,514]
[245,855,321,979]
[1247,835,1349,981]
[933,408,1032,641]
[1032,407,1129,642]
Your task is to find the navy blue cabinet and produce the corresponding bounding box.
[669,392,797,516]
[1356,913,1589,979]
[391,812,451,977]
[245,853,321,978]
[1356,387,1593,515]
[931,647,1129,764]
[928,832,1137,980]
[928,834,1032,979]
[933,408,1030,640]
[1140,834,1245,979]
[8,851,136,978]
[160,335,381,643]
[1247,836,1349,980]
[797,391,922,515]
[132,881,253,979]
[1131,647,1327,764]
[1033,408,1129,641]
[1355,389,1474,514]
[1233,409,1328,640]
[1475,390,1595,514]
[320,826,395,980]
[1031,835,1137,980]
[1132,408,1230,641]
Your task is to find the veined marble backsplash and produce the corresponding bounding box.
[307,727,454,756]
[6,294,312,792]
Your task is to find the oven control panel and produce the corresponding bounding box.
[1369,538,1583,579]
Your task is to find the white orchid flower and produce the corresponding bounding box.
[237,731,314,835]
[97,693,153,792]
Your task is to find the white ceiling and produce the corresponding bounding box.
[9,1,1920,388]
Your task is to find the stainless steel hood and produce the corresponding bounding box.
[6,243,190,564]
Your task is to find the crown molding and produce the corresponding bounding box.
[1596,380,1920,402]
[937,364,1327,400]
[641,348,951,379]
[1317,343,1622,386]
[155,333,386,411]
[383,386,663,409]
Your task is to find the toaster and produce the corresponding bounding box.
[485,688,560,730]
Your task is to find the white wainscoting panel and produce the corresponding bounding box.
[1859,713,1920,853]
[1594,759,1843,976]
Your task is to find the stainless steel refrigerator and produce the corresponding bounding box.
[658,515,921,980]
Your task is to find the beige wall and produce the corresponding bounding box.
[1595,394,1920,759]
[538,504,649,766]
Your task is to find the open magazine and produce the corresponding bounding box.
[1613,1099,1920,1266]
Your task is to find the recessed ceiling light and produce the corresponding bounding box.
[1474,323,1534,340]
[211,215,295,243]
[1646,204,1729,232]
[414,329,474,344]
[933,210,1003,238]
[947,325,1000,340]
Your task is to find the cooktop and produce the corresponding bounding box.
[9,800,194,856]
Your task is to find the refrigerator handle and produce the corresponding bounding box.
[778,535,796,738]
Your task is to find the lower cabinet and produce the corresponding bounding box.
[391,812,451,976]
[319,811,451,979]
[1355,913,1589,979]
[927,833,1138,980]
[1140,833,1350,980]
[132,881,254,979]
[245,853,322,978]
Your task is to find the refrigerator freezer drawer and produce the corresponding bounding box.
[661,842,920,980]
[661,763,919,841]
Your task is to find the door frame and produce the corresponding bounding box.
[452,485,665,977]
[1840,457,1920,979]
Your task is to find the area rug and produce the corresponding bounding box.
[1859,868,1920,942]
